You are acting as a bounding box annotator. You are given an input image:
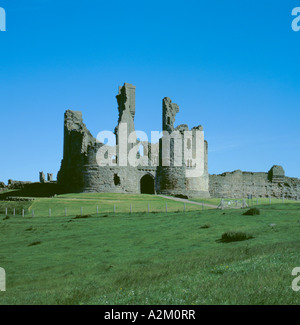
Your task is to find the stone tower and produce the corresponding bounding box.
[57,83,210,198]
[156,98,188,196]
[115,83,136,142]
[39,172,46,183]
[156,97,209,197]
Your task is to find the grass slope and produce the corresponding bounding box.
[0,193,211,218]
[0,194,299,305]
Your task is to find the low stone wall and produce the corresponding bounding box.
[5,197,35,202]
[209,166,300,200]
[7,180,32,189]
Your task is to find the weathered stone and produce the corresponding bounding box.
[47,173,53,182]
[7,180,32,189]
[162,97,179,133]
[57,83,210,198]
[115,83,136,142]
[268,165,285,182]
[209,167,300,200]
[57,110,97,192]
[39,172,46,183]
[55,84,300,200]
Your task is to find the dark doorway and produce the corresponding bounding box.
[114,174,121,186]
[140,174,155,194]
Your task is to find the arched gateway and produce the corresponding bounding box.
[140,174,155,194]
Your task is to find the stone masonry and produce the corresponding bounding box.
[209,165,300,200]
[56,83,300,199]
[57,83,210,197]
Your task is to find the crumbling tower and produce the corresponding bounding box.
[156,97,187,196]
[57,83,210,197]
[115,83,136,141]
[156,97,210,197]
[57,110,96,192]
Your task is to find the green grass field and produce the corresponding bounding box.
[0,193,300,305]
[0,193,211,218]
[191,197,300,206]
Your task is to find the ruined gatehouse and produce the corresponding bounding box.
[56,83,300,200]
[57,83,210,198]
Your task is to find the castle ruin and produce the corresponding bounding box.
[56,83,300,200]
[1,83,300,200]
[57,83,210,198]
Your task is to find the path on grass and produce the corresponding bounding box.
[157,195,218,209]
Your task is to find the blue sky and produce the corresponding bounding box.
[0,0,300,183]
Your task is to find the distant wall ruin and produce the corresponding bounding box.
[209,165,300,200]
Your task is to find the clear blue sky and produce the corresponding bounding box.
[0,0,300,183]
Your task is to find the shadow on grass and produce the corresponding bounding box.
[0,183,66,200]
[28,241,42,247]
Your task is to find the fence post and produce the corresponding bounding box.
[5,208,7,216]
[96,206,99,215]
[22,209,24,218]
[242,199,247,209]
[13,208,15,216]
[49,209,51,217]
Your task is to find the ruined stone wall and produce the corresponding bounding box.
[186,139,209,198]
[0,182,6,188]
[58,84,300,200]
[7,180,32,189]
[156,98,187,196]
[0,182,7,192]
[209,166,300,200]
[57,83,210,198]
[58,84,153,194]
[0,180,33,192]
[57,110,97,192]
[156,97,210,198]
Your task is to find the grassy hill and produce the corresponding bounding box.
[0,193,299,305]
[0,193,210,218]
